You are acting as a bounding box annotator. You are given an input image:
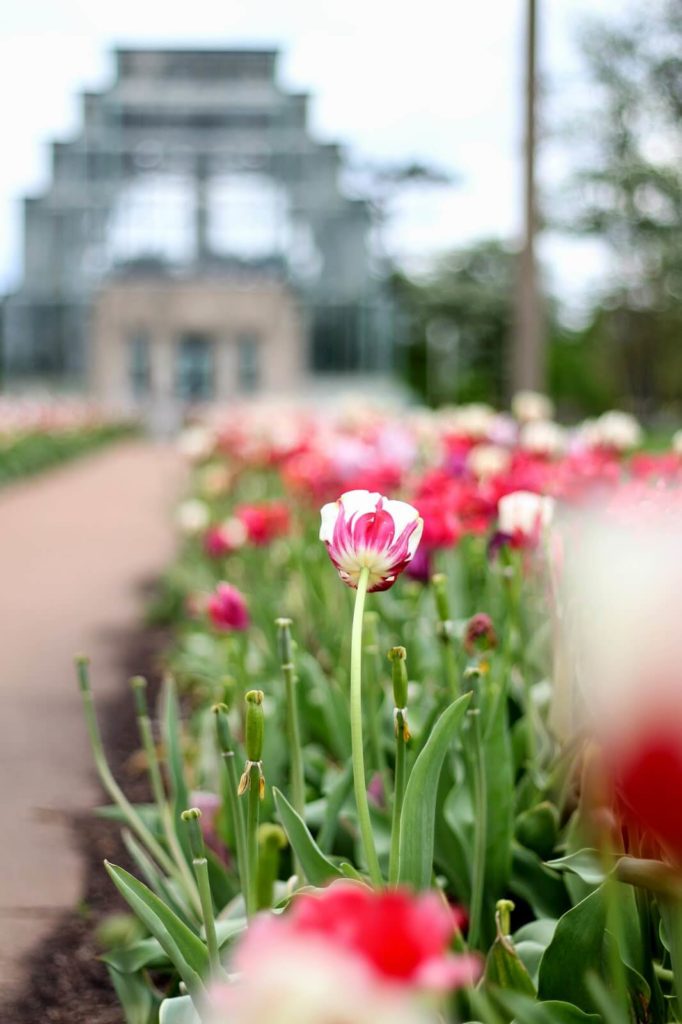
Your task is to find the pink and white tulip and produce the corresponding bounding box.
[320,490,423,592]
[497,490,555,544]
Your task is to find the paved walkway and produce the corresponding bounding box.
[0,441,184,999]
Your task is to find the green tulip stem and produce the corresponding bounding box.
[468,707,487,949]
[276,618,306,881]
[363,612,390,787]
[130,677,202,917]
[244,763,262,918]
[350,567,382,886]
[213,704,248,897]
[432,574,460,699]
[181,809,222,975]
[76,658,195,901]
[388,709,407,884]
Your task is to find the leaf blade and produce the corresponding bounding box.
[398,692,472,889]
[273,788,344,886]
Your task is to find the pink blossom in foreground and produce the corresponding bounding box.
[207,582,249,632]
[205,936,431,1024]
[320,490,423,592]
[204,882,479,1024]
[283,882,478,990]
[556,490,682,864]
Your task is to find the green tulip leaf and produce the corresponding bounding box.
[398,692,472,889]
[505,995,601,1023]
[159,995,201,1024]
[538,886,606,1012]
[485,932,537,998]
[105,862,208,993]
[107,966,156,1024]
[273,787,344,886]
[101,936,168,973]
[545,849,605,889]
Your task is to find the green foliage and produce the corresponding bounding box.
[391,240,516,406]
[272,788,344,887]
[104,862,208,996]
[158,996,200,1024]
[0,423,136,486]
[561,0,682,416]
[397,693,471,889]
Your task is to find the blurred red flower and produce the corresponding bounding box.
[236,502,290,545]
[207,582,250,631]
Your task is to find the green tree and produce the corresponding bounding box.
[563,0,682,414]
[392,239,516,406]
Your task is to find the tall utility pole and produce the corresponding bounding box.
[512,0,545,393]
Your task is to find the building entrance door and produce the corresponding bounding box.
[177,333,214,401]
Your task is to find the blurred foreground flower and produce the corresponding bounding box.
[205,882,479,1024]
[282,883,477,989]
[558,490,682,862]
[206,937,430,1024]
[320,490,423,592]
[207,582,250,631]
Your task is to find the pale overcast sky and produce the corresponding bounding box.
[0,0,631,312]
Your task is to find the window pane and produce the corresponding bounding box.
[237,332,260,393]
[177,334,214,400]
[129,331,150,396]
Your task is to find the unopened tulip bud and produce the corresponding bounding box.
[431,573,451,624]
[495,898,516,938]
[181,807,205,861]
[212,702,234,755]
[75,653,90,693]
[257,823,288,910]
[239,692,266,799]
[275,617,294,666]
[129,675,148,717]
[388,646,408,709]
[464,613,497,656]
[245,690,264,762]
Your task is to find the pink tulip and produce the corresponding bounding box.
[319,490,423,593]
[207,583,250,632]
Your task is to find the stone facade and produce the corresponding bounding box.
[90,273,304,428]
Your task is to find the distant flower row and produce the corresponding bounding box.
[0,396,137,485]
[0,395,134,440]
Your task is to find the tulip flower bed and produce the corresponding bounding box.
[0,397,137,486]
[78,398,682,1024]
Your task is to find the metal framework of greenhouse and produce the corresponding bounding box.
[1,48,395,391]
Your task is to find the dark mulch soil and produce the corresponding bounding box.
[0,617,171,1024]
